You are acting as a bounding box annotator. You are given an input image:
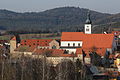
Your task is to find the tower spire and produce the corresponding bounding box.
[85,10,92,24]
[84,10,92,34]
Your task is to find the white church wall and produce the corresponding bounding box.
[85,24,92,34]
[61,41,83,47]
[65,48,77,54]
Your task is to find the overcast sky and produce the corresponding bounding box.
[0,0,120,14]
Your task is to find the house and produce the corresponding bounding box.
[20,39,60,49]
[10,36,60,54]
[32,49,79,66]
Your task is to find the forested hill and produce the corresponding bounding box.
[0,7,119,32]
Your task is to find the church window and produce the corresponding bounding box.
[78,43,80,46]
[86,29,89,31]
[68,43,70,47]
[73,43,75,47]
[52,45,56,49]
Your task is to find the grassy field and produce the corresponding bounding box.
[0,35,12,40]
[0,33,61,40]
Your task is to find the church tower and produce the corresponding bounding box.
[84,11,92,34]
[10,36,17,53]
[10,35,20,53]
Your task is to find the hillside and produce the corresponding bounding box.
[0,7,119,33]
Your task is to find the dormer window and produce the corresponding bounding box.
[78,43,80,46]
[52,45,56,49]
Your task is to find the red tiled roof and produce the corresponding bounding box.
[61,32,114,48]
[61,32,84,41]
[33,49,48,54]
[33,49,75,57]
[15,45,36,52]
[109,54,115,59]
[20,39,53,47]
[76,48,107,58]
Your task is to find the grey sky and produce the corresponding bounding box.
[0,0,120,14]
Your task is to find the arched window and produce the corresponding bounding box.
[52,45,56,49]
[78,43,80,46]
[68,43,70,47]
[73,43,75,47]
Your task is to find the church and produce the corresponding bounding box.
[60,11,117,56]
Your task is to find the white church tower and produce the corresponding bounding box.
[84,11,92,34]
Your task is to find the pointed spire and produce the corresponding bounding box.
[85,10,92,24]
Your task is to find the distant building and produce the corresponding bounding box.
[112,30,120,51]
[20,39,60,49]
[10,36,60,53]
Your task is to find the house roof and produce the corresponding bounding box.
[61,32,114,48]
[61,32,84,41]
[20,39,53,47]
[15,45,36,52]
[33,49,75,57]
[109,54,115,59]
[76,48,107,58]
